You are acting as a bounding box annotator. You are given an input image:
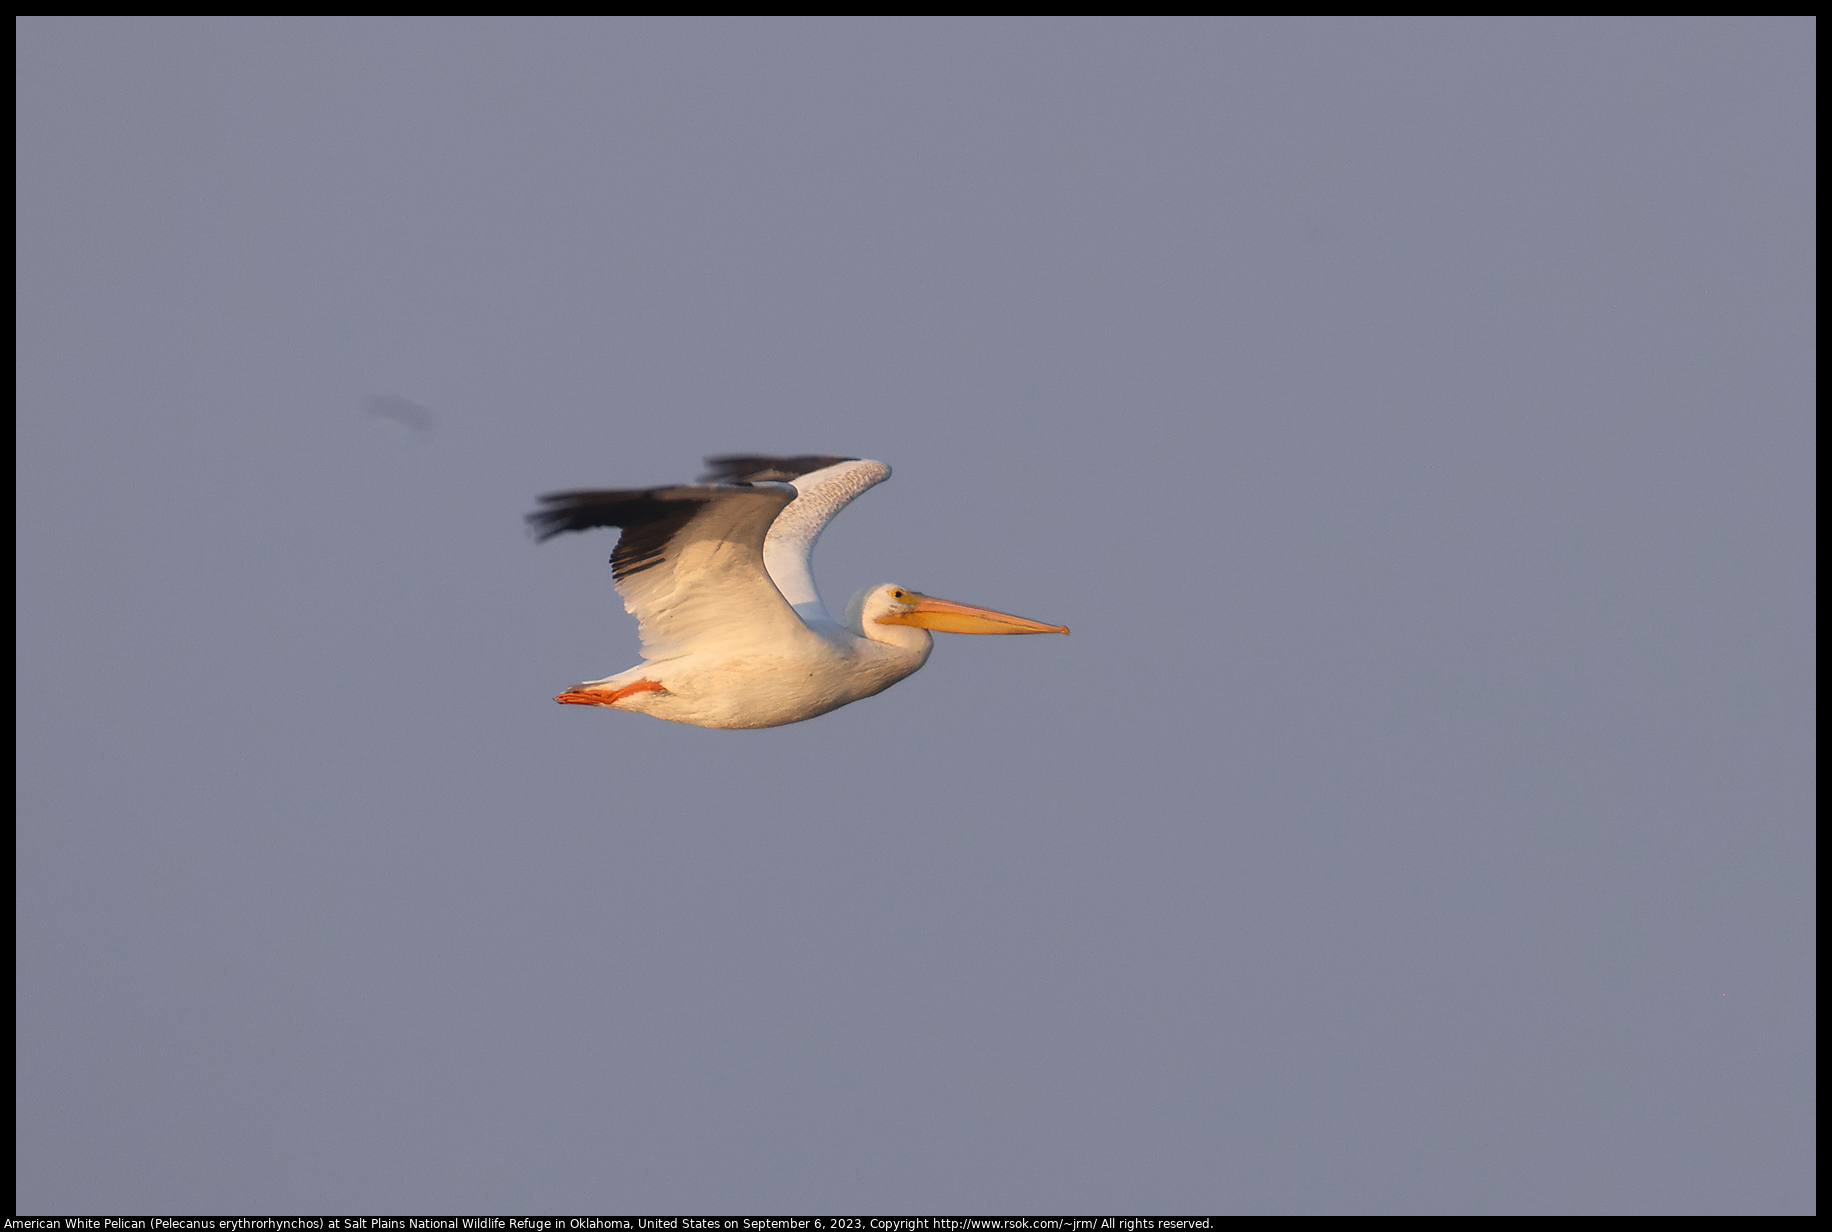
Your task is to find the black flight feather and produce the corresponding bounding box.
[699,454,857,484]
[526,489,717,579]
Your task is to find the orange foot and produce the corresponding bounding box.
[554,679,667,706]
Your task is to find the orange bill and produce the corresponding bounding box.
[876,592,1069,635]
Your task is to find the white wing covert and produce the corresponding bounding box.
[754,460,892,625]
[528,483,820,662]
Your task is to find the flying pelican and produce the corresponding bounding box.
[528,455,1068,729]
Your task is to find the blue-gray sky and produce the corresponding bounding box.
[17,16,1813,1215]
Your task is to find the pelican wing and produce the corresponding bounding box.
[700,457,892,624]
[529,484,818,662]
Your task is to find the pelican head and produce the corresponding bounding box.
[850,584,1069,640]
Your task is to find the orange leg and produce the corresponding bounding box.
[554,679,667,706]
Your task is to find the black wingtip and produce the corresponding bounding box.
[525,489,679,543]
[525,492,598,542]
[699,454,858,484]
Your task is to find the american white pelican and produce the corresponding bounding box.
[529,455,1068,729]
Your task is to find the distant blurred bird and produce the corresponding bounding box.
[363,394,438,434]
[528,455,1068,729]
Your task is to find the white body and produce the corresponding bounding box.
[592,609,934,729]
[584,461,929,728]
